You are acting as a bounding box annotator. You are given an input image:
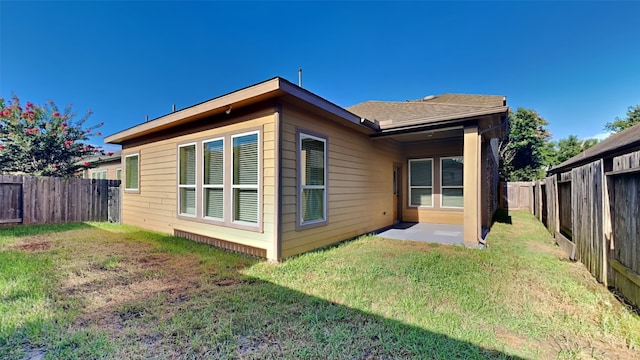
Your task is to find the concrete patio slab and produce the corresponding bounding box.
[376,222,464,246]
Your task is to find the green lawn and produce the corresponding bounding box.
[1,211,639,359]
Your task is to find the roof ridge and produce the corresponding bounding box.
[349,100,503,108]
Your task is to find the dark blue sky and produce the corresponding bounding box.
[2,1,639,150]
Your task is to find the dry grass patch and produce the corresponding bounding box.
[2,214,640,359]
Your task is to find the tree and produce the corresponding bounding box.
[0,96,109,177]
[499,107,551,181]
[604,105,640,133]
[547,135,598,167]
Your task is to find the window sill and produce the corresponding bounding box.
[176,214,263,233]
[296,219,328,231]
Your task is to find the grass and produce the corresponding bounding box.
[1,211,639,359]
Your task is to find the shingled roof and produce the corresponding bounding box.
[347,93,507,130]
[551,123,640,173]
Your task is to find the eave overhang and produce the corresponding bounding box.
[370,106,509,139]
[105,77,374,145]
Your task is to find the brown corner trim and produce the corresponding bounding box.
[174,229,267,258]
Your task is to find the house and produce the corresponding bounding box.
[82,151,122,180]
[105,77,508,260]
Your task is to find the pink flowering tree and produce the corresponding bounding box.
[0,95,106,177]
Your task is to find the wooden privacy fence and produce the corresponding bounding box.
[0,175,120,225]
[503,150,640,308]
[499,181,534,212]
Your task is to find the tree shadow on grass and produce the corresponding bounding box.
[1,226,526,359]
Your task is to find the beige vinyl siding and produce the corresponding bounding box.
[402,138,464,225]
[280,107,403,258]
[87,162,121,180]
[120,113,277,259]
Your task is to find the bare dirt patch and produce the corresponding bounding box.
[493,326,555,358]
[15,241,51,251]
[10,228,216,339]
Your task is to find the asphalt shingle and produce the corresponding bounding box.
[347,93,507,130]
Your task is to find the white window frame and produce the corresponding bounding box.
[408,158,434,208]
[178,143,197,217]
[124,153,139,192]
[231,131,260,227]
[116,168,122,181]
[91,170,106,179]
[440,156,464,209]
[202,137,225,221]
[298,132,327,227]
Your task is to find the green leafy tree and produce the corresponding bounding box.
[499,107,551,181]
[604,105,640,133]
[547,135,598,167]
[0,96,108,177]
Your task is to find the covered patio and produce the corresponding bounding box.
[376,222,464,246]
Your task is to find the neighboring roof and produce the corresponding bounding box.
[551,123,640,173]
[105,77,375,144]
[347,93,508,131]
[84,150,122,165]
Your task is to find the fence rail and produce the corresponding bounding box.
[500,151,640,308]
[0,175,120,225]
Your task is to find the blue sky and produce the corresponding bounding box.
[2,1,639,151]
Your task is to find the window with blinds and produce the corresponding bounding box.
[299,133,326,225]
[179,144,197,216]
[125,154,139,191]
[232,132,258,224]
[409,159,433,207]
[441,157,464,208]
[203,138,224,220]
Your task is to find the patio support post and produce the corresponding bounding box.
[463,125,481,247]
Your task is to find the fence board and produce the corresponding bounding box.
[0,176,22,223]
[613,150,640,171]
[571,160,606,283]
[544,176,557,235]
[609,168,640,306]
[0,175,121,225]
[558,176,572,239]
[541,182,548,226]
[499,182,533,211]
[108,186,121,223]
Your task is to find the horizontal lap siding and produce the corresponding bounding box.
[280,108,403,258]
[121,114,276,255]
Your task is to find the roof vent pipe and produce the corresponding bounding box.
[298,68,302,87]
[172,104,176,112]
[145,115,149,122]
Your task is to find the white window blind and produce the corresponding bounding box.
[441,157,464,208]
[300,134,326,224]
[203,138,224,220]
[232,132,258,224]
[179,144,196,216]
[409,159,433,207]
